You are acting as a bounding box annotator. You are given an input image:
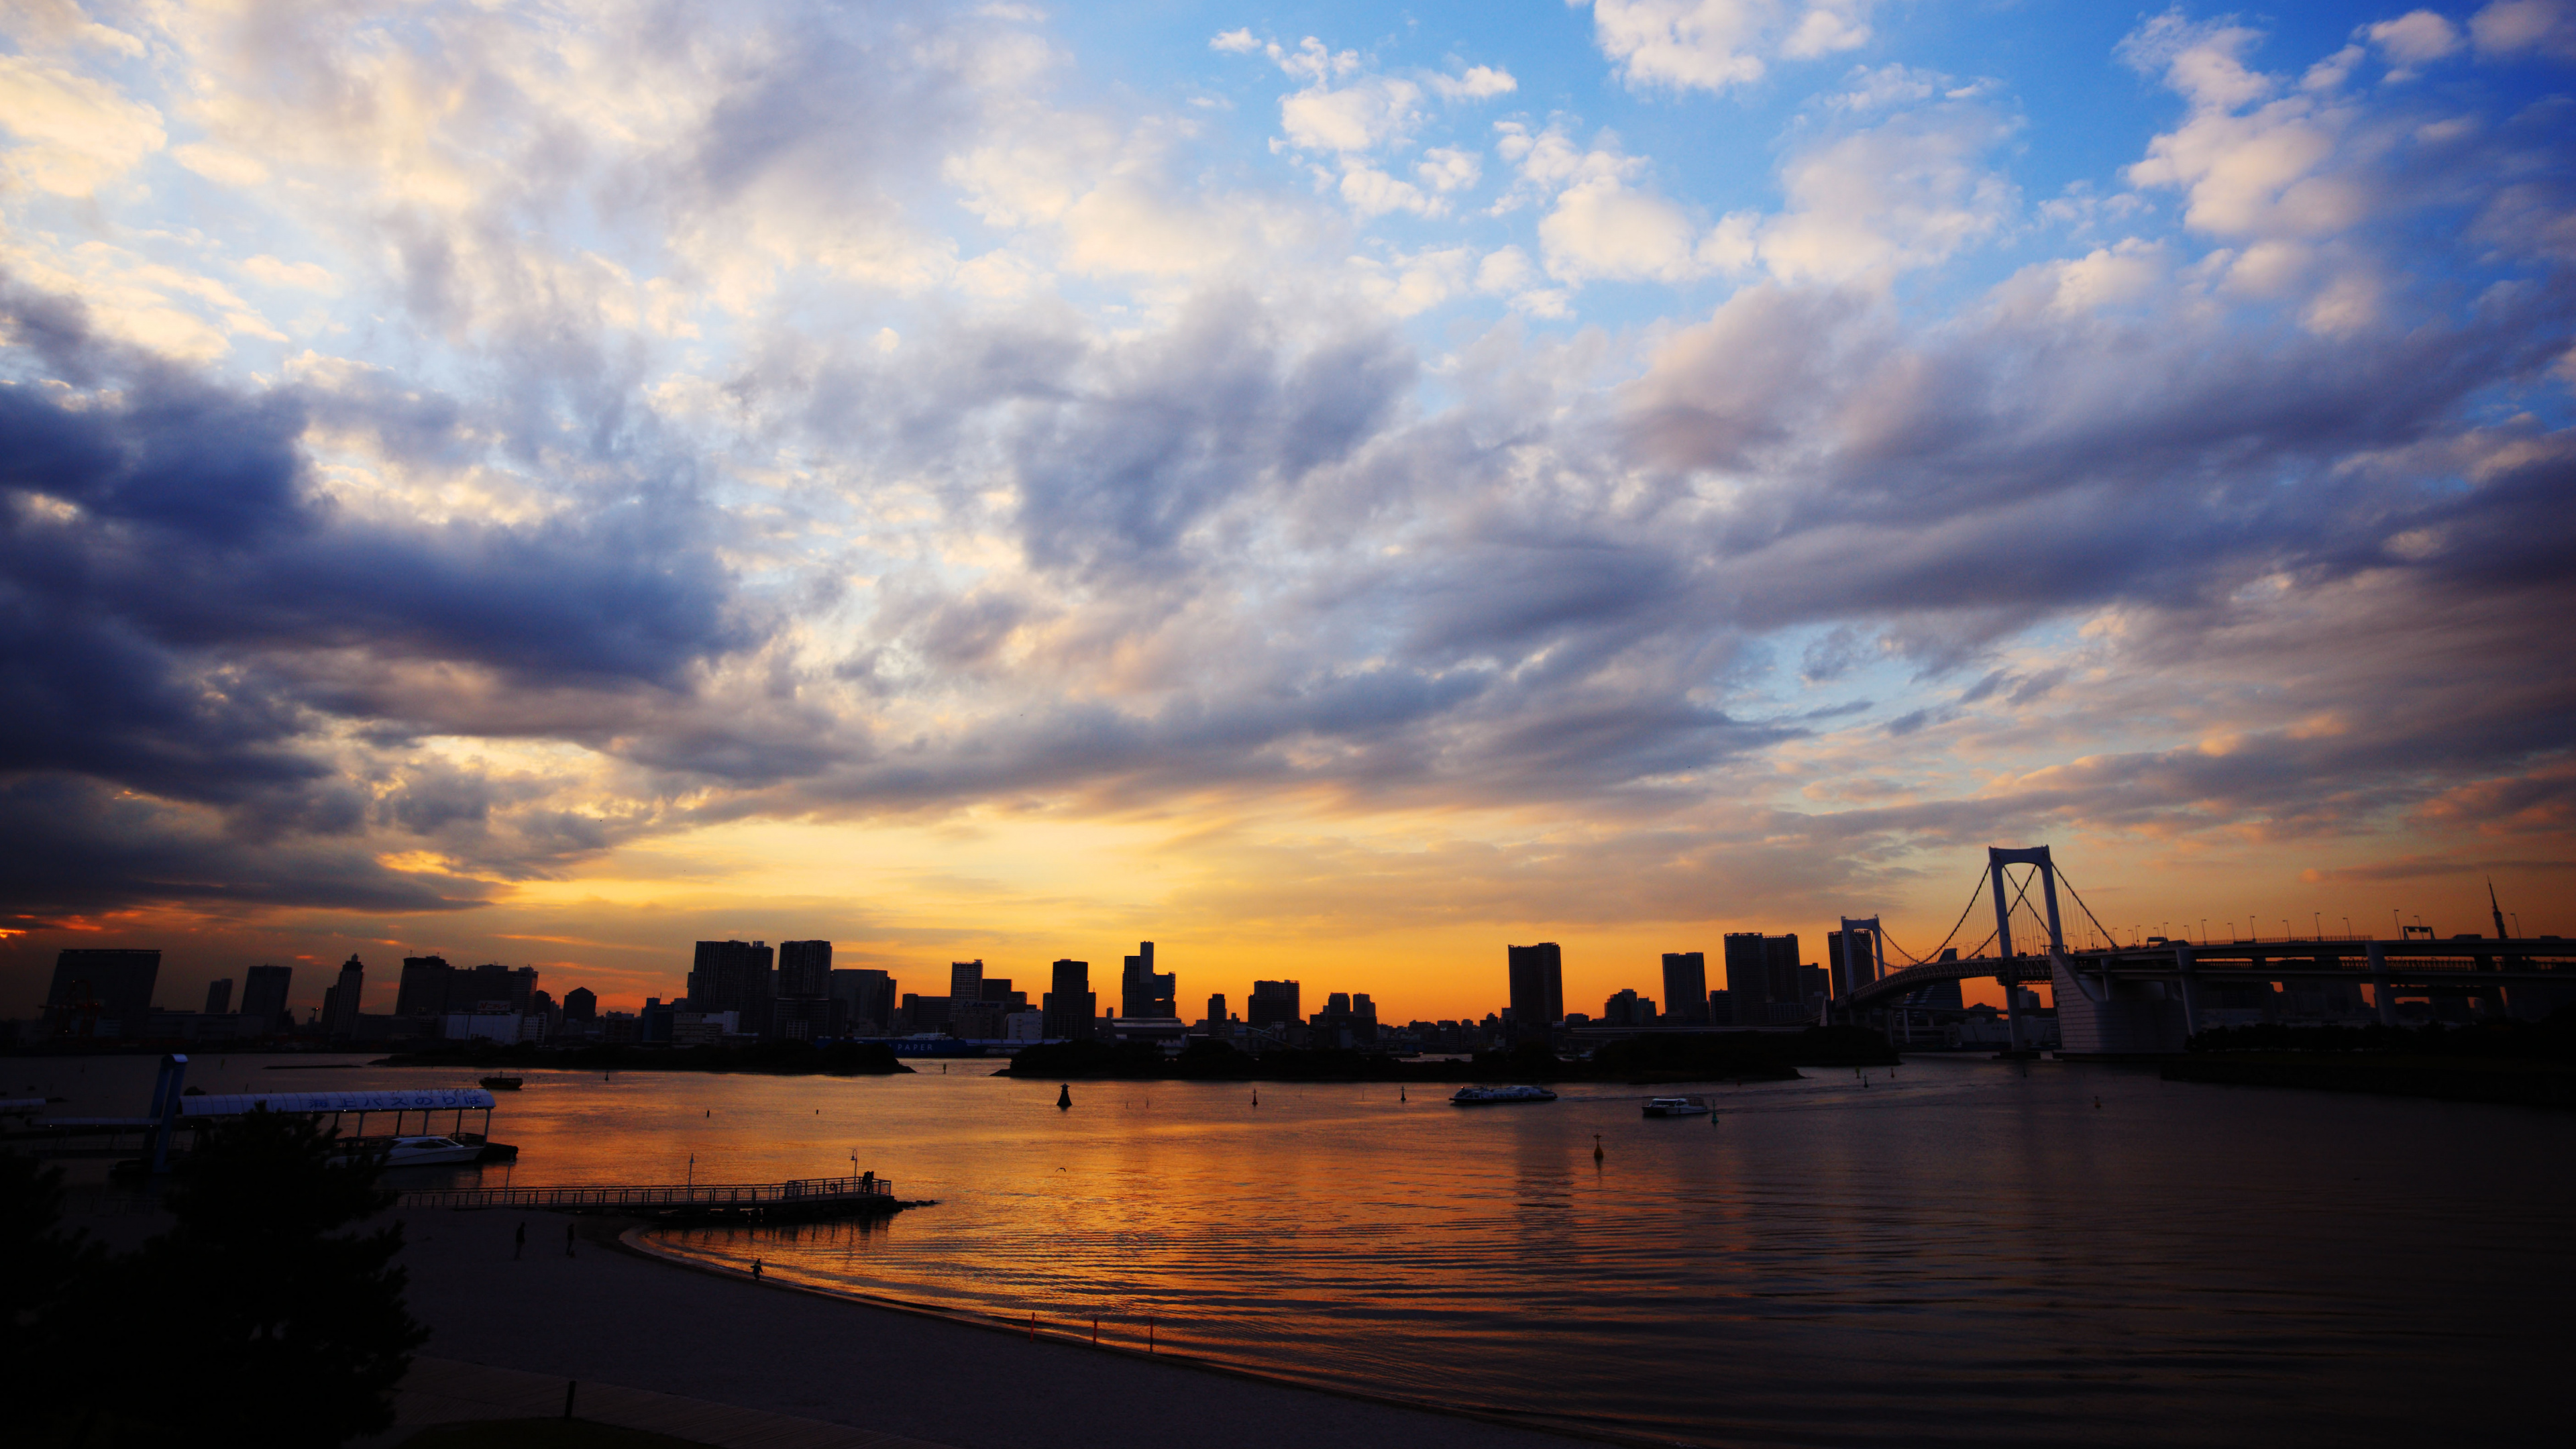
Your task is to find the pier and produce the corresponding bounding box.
[398,1171,903,1222]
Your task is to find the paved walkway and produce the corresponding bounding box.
[390,1208,1598,1449]
[359,1355,957,1448]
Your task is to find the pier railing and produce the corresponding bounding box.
[396,1172,895,1215]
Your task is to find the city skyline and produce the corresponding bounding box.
[3,1,2573,1026]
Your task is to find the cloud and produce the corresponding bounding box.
[1576,0,1875,94]
[2470,0,2576,59]
[2366,11,2465,69]
[1430,65,1519,101]
[0,53,164,196]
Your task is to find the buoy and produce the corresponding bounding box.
[1057,1083,1072,1110]
[1399,1086,1406,1102]
[1593,1134,1605,1164]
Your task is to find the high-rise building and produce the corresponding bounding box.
[241,965,292,1028]
[1042,959,1095,1040]
[778,941,833,998]
[451,963,538,1014]
[396,955,453,1017]
[564,986,598,1020]
[1725,933,1810,1022]
[321,955,366,1040]
[1708,989,1733,1026]
[1661,952,1708,1024]
[1205,992,1226,1026]
[1248,979,1301,1028]
[1120,943,1175,1018]
[44,949,160,1031]
[204,978,233,1016]
[829,969,897,1035]
[949,959,985,1003]
[1506,943,1564,1042]
[688,941,775,1032]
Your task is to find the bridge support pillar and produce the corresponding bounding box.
[2175,947,2202,1038]
[2369,942,2398,1026]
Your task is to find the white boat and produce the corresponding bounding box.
[1450,1085,1559,1106]
[361,1134,488,1167]
[1641,1096,1708,1118]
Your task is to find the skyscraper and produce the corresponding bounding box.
[1661,952,1708,1024]
[1248,979,1301,1028]
[204,978,233,1016]
[1506,943,1564,1042]
[1120,942,1175,1018]
[45,948,160,1031]
[949,959,985,1003]
[828,969,897,1036]
[1722,933,1768,1008]
[1042,959,1095,1040]
[241,965,292,1028]
[321,955,365,1040]
[688,941,775,1032]
[1205,992,1226,1026]
[564,986,598,1020]
[396,955,453,1017]
[779,941,834,998]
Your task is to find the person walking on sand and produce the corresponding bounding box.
[751,1258,763,1281]
[514,1222,525,1260]
[566,1222,577,1258]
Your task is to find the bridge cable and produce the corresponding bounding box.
[1895,868,1994,967]
[2047,865,2123,951]
[1961,862,2041,961]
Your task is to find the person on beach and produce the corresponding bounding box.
[514,1222,525,1259]
[751,1258,763,1281]
[566,1222,576,1258]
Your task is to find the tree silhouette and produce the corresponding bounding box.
[116,1110,427,1446]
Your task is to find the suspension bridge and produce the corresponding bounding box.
[1829,846,2574,1057]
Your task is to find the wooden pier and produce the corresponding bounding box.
[397,1171,901,1222]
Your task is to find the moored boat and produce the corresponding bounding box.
[479,1075,523,1090]
[1450,1085,1558,1106]
[1642,1096,1708,1118]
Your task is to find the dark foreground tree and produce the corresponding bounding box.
[116,1110,427,1446]
[0,1151,109,1413]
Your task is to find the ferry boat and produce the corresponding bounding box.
[1450,1085,1559,1106]
[1641,1096,1708,1118]
[372,1134,490,1167]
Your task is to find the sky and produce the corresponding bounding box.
[2,0,2573,1024]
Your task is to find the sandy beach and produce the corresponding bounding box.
[386,1207,1603,1449]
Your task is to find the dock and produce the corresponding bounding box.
[397,1171,904,1222]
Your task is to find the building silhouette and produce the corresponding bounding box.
[1042,959,1095,1040]
[204,978,233,1016]
[1121,942,1175,1018]
[321,955,366,1040]
[688,941,774,1032]
[779,941,833,999]
[1723,933,1811,1024]
[1661,952,1708,1024]
[396,955,453,1016]
[1507,943,1564,1042]
[241,965,292,1028]
[44,948,160,1033]
[1248,979,1301,1028]
[830,969,897,1036]
[563,987,598,1021]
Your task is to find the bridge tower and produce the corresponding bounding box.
[1986,846,2063,1053]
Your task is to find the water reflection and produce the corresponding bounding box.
[32,1053,2573,1446]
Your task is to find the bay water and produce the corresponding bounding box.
[32,1053,2568,1445]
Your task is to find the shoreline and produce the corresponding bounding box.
[615,1223,1656,1448]
[387,1202,1601,1449]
